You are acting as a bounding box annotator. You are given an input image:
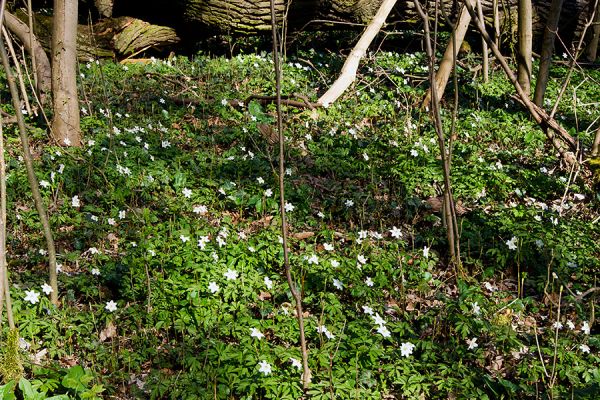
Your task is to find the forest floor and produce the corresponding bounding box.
[0,41,599,399]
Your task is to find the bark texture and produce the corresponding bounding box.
[112,18,180,55]
[51,0,81,147]
[533,0,564,106]
[181,0,389,32]
[584,0,600,60]
[184,0,289,32]
[17,11,179,60]
[178,0,595,47]
[518,0,533,97]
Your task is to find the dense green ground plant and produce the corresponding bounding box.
[0,43,598,399]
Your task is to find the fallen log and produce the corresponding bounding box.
[12,10,179,60]
[179,0,594,52]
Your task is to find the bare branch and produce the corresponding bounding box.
[463,0,578,165]
[318,0,397,106]
[270,0,311,389]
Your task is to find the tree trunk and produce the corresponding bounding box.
[184,0,290,32]
[477,0,489,82]
[584,0,600,60]
[518,0,533,96]
[111,18,180,56]
[533,0,564,107]
[177,0,593,46]
[51,0,81,147]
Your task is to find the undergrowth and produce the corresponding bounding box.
[0,46,598,399]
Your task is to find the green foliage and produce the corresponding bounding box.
[0,43,598,399]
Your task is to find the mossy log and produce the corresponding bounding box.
[111,18,180,56]
[14,10,179,60]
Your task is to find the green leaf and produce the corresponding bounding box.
[0,381,16,400]
[62,365,90,392]
[523,130,535,144]
[248,101,265,120]
[18,379,44,400]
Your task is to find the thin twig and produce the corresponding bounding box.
[270,0,311,389]
[558,160,580,216]
[0,0,58,305]
[2,27,32,115]
[27,0,37,91]
[533,323,550,379]
[415,0,460,263]
[463,0,578,165]
[550,0,599,120]
[549,286,563,390]
[0,113,15,330]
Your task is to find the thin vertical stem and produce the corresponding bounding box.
[549,286,563,391]
[270,0,311,389]
[27,0,38,91]
[550,1,599,120]
[0,1,59,305]
[493,0,500,47]
[592,126,600,157]
[0,0,5,327]
[477,0,489,82]
[415,0,460,264]
[2,26,32,115]
[0,115,14,329]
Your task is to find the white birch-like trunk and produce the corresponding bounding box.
[423,0,476,105]
[317,0,397,106]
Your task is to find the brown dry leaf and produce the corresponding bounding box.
[60,355,79,367]
[207,116,223,127]
[523,316,537,328]
[291,231,314,240]
[100,321,117,342]
[491,355,504,372]
[107,233,120,253]
[406,302,415,311]
[258,123,278,145]
[292,308,311,318]
[258,291,272,301]
[254,215,273,227]
[544,292,559,306]
[445,285,458,296]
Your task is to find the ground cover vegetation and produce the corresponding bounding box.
[0,34,599,399]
